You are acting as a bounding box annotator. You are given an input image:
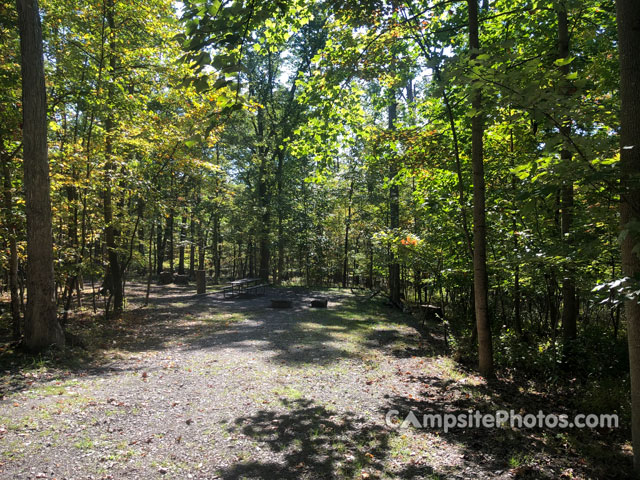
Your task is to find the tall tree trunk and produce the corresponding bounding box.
[103,0,123,314]
[276,150,285,285]
[215,237,221,283]
[167,208,174,273]
[557,1,577,342]
[189,217,195,278]
[178,216,186,275]
[16,0,64,350]
[156,218,165,274]
[247,239,254,278]
[212,213,220,283]
[469,0,493,377]
[145,223,154,305]
[232,242,237,279]
[255,97,270,281]
[388,91,401,306]
[138,225,145,255]
[342,180,353,289]
[509,128,522,335]
[198,221,206,271]
[258,156,270,281]
[617,0,640,472]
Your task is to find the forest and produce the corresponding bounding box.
[2,0,640,478]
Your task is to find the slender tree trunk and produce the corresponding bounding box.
[254,98,270,281]
[16,0,64,350]
[232,242,237,279]
[368,238,374,288]
[258,156,270,281]
[156,219,165,274]
[189,217,195,278]
[411,176,422,305]
[168,208,174,273]
[276,150,285,285]
[138,225,145,255]
[510,128,522,334]
[617,0,640,472]
[388,92,401,306]
[198,220,206,271]
[215,237,221,282]
[212,213,220,283]
[557,1,577,342]
[247,239,253,278]
[469,0,493,377]
[145,223,154,305]
[178,216,186,275]
[342,180,353,289]
[103,0,123,314]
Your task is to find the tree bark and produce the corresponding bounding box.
[145,223,154,305]
[156,219,165,274]
[343,180,353,289]
[189,216,195,278]
[16,0,64,350]
[617,0,640,472]
[509,128,522,335]
[178,216,186,275]
[469,0,493,377]
[212,213,220,283]
[168,208,174,273]
[198,221,206,271]
[258,156,270,281]
[103,0,123,314]
[276,149,285,285]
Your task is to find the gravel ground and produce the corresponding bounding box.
[0,284,633,479]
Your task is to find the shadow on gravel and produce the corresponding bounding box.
[92,284,412,368]
[0,284,411,397]
[219,397,393,479]
[381,373,633,479]
[183,303,386,366]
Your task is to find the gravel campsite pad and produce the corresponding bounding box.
[0,285,632,479]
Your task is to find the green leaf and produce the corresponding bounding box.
[184,135,202,148]
[194,76,209,93]
[554,57,574,67]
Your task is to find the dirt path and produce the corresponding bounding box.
[0,285,631,479]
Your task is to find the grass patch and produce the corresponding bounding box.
[273,385,304,401]
[389,433,412,459]
[508,452,532,468]
[23,378,81,398]
[430,356,470,383]
[202,312,245,325]
[73,436,95,450]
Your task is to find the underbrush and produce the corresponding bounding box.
[493,326,630,423]
[442,312,631,426]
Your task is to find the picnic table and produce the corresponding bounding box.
[222,278,267,298]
